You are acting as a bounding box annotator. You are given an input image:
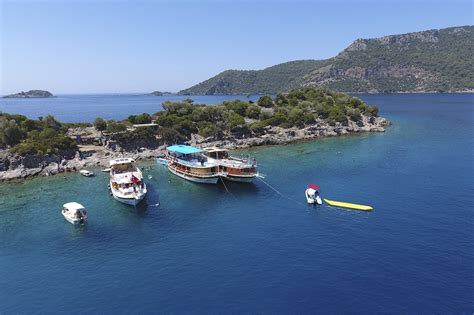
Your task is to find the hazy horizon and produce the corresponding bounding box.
[1,0,472,95]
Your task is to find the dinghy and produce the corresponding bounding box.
[79,169,94,177]
[324,199,373,211]
[305,184,322,205]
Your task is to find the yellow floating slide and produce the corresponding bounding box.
[324,199,373,211]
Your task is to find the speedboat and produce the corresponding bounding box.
[61,202,88,225]
[305,184,322,205]
[109,158,147,206]
[79,169,94,177]
[101,168,111,172]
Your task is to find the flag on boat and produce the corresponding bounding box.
[131,174,139,184]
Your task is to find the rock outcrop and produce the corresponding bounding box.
[0,115,390,182]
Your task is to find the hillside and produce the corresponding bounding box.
[179,60,329,95]
[180,26,473,94]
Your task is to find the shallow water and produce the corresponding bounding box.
[0,94,473,313]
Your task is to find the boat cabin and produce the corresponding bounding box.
[166,145,220,182]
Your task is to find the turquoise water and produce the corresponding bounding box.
[1,94,473,313]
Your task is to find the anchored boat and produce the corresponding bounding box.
[61,202,88,225]
[165,145,220,184]
[305,184,322,205]
[79,169,94,177]
[109,158,147,206]
[203,147,258,183]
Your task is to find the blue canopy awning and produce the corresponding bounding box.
[166,145,203,155]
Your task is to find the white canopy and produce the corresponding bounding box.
[63,202,85,211]
[109,158,135,166]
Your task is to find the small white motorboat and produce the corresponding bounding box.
[61,202,88,225]
[305,184,322,205]
[79,169,94,177]
[101,168,111,172]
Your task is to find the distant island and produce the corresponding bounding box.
[0,87,389,181]
[179,25,474,95]
[148,91,173,96]
[3,90,54,98]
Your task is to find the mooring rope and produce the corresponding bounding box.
[219,176,237,200]
[256,176,306,206]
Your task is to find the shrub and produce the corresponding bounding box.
[328,106,347,124]
[257,95,274,108]
[245,104,261,119]
[226,112,245,130]
[347,108,362,122]
[365,105,379,117]
[0,118,25,146]
[128,113,152,124]
[107,121,127,133]
[288,108,305,127]
[249,121,268,135]
[224,100,249,116]
[266,113,288,126]
[158,127,186,145]
[94,117,107,131]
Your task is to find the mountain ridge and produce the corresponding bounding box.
[179,25,473,95]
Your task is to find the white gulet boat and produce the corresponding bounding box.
[109,158,147,206]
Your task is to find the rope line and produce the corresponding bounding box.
[220,177,237,200]
[256,177,306,207]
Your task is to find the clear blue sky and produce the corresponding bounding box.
[1,0,472,94]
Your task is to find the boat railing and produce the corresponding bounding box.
[169,164,219,177]
[228,156,257,166]
[170,157,218,168]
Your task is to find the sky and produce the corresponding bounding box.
[1,0,472,94]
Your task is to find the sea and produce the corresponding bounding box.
[0,93,473,313]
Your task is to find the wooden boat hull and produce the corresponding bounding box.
[222,174,254,183]
[168,165,219,184]
[324,199,373,211]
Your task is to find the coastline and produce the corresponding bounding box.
[0,115,390,182]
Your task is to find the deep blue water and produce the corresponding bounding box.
[0,94,262,122]
[0,94,473,313]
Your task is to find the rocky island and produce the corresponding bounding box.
[148,91,173,96]
[3,90,54,98]
[0,87,390,181]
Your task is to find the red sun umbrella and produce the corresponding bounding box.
[307,184,320,190]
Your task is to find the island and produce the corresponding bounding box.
[0,87,390,181]
[3,90,54,98]
[148,91,173,96]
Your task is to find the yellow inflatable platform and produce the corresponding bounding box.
[324,199,373,211]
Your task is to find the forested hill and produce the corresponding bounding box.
[180,60,329,95]
[179,26,473,95]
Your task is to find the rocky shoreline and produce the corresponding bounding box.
[0,115,390,182]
